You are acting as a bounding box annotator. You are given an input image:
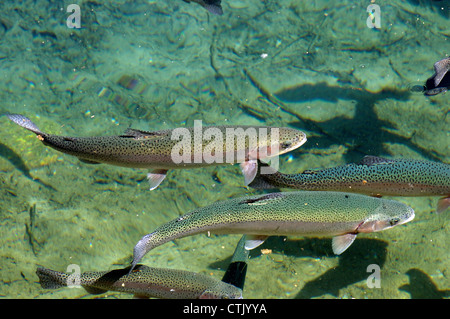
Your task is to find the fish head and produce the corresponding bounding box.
[199,283,243,299]
[357,200,415,233]
[276,128,307,155]
[250,127,306,160]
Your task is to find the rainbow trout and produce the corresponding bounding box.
[36,264,242,299]
[130,191,414,271]
[249,156,450,213]
[6,114,306,189]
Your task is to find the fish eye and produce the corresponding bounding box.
[281,141,292,149]
[389,218,400,226]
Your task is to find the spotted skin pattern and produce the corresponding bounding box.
[6,114,306,169]
[131,191,414,270]
[250,156,450,212]
[36,265,242,299]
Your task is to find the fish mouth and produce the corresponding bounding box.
[280,135,307,154]
[400,207,415,225]
[295,135,307,149]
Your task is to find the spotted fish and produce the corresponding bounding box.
[130,191,414,271]
[5,114,306,189]
[36,264,242,299]
[249,156,450,213]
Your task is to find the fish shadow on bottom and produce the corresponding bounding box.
[399,268,450,299]
[210,236,388,298]
[0,142,55,191]
[293,238,388,299]
[275,82,444,163]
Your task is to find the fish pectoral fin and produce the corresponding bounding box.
[147,170,168,190]
[332,233,357,255]
[78,158,101,164]
[244,235,268,250]
[436,197,450,214]
[240,160,258,186]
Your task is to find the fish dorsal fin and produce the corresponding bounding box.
[246,160,279,189]
[244,235,268,250]
[357,155,394,166]
[121,128,167,140]
[433,58,450,87]
[241,193,286,206]
[332,234,357,255]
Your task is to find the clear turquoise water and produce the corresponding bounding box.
[0,0,448,299]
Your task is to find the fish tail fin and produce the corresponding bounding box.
[436,197,450,214]
[222,235,250,290]
[5,114,45,135]
[36,267,70,289]
[129,234,153,274]
[247,160,279,189]
[433,58,449,87]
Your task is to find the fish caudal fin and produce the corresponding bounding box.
[36,267,70,289]
[332,234,357,255]
[247,160,279,189]
[433,58,450,87]
[222,235,249,290]
[6,114,45,136]
[129,234,152,274]
[437,197,450,214]
[147,169,168,190]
